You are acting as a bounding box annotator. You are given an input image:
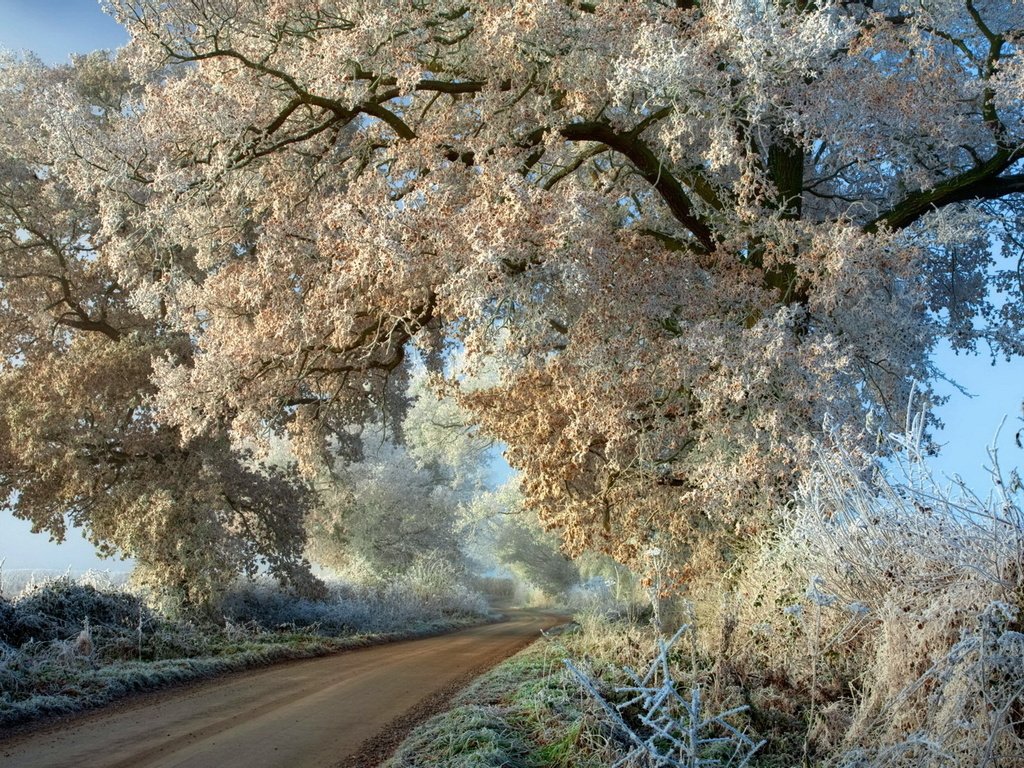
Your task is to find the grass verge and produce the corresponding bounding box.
[0,575,492,733]
[384,624,620,768]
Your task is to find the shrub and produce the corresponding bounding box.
[709,408,1024,766]
[219,571,489,636]
[12,577,150,644]
[565,625,765,768]
[0,595,30,647]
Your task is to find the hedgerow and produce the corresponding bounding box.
[0,571,490,729]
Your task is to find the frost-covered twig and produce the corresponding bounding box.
[565,625,765,767]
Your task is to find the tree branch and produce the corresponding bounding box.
[55,315,122,342]
[867,153,1024,233]
[560,120,716,252]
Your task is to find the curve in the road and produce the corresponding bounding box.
[0,609,563,768]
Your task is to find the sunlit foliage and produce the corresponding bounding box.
[1,0,1022,588]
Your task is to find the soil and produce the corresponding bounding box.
[0,609,564,768]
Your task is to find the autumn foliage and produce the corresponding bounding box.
[1,1,1023,598]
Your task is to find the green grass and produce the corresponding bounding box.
[384,631,618,768]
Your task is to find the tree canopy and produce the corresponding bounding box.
[0,51,317,606]
[2,0,1023,589]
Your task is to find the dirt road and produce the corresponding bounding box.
[1,610,563,768]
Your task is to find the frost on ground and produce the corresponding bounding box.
[0,565,490,729]
[389,417,1024,768]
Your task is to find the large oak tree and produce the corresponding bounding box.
[3,0,1023,583]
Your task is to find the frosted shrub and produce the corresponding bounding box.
[905,601,1024,767]
[829,600,1024,768]
[0,595,28,647]
[565,625,765,768]
[724,535,872,750]
[702,406,1024,766]
[219,571,488,636]
[386,562,489,625]
[469,575,517,601]
[0,569,68,599]
[398,555,465,605]
[568,578,640,627]
[76,570,132,593]
[12,576,151,645]
[786,412,1024,764]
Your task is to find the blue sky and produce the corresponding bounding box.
[0,1,1022,571]
[0,1,127,64]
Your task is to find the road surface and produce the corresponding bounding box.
[0,610,562,768]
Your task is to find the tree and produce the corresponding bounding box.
[0,52,319,609]
[307,433,469,575]
[490,487,581,596]
[305,370,496,576]
[7,1,1024,582]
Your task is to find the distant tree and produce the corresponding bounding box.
[0,52,319,608]
[402,373,495,488]
[307,435,467,575]
[305,373,492,575]
[5,0,1024,583]
[489,488,581,596]
[305,373,579,592]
